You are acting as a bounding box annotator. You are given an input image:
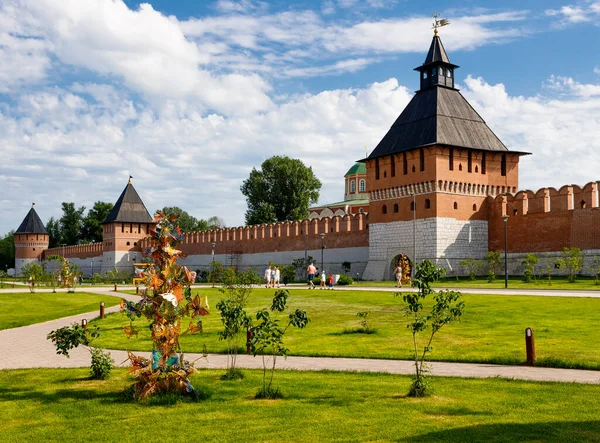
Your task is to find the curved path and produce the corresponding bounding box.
[1,285,599,384]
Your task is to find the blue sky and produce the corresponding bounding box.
[1,0,599,235]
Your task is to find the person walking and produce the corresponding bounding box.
[320,270,326,289]
[306,263,317,289]
[274,266,281,288]
[264,265,271,288]
[394,261,403,288]
[328,273,334,290]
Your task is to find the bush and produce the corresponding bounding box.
[337,275,353,285]
[89,347,114,380]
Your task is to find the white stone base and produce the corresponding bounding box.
[362,217,488,280]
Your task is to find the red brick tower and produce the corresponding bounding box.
[14,203,49,276]
[362,31,529,280]
[101,179,154,273]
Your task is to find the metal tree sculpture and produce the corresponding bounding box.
[123,212,209,399]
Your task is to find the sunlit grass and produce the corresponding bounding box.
[0,368,599,442]
[0,292,121,330]
[92,287,600,370]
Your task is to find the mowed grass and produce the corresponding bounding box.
[0,292,121,330]
[354,275,600,290]
[92,288,600,369]
[0,368,599,442]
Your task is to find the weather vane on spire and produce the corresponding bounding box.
[432,12,450,36]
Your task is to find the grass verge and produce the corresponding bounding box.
[0,292,121,330]
[0,368,599,442]
[92,287,600,370]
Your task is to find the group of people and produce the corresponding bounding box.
[263,265,281,288]
[306,263,335,290]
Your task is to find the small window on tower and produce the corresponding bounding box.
[393,203,399,213]
[351,180,356,193]
[453,202,458,210]
[424,199,431,209]
[382,205,387,214]
[359,180,366,192]
[447,69,452,78]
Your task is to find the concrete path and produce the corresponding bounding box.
[1,286,599,384]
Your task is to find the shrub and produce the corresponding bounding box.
[89,347,114,380]
[342,261,352,274]
[484,251,501,282]
[337,275,353,285]
[556,247,584,283]
[281,265,296,285]
[521,253,539,283]
[459,258,484,280]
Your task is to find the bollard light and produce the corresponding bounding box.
[100,301,105,319]
[246,328,254,354]
[81,319,87,329]
[136,285,139,294]
[525,327,536,365]
[114,283,117,292]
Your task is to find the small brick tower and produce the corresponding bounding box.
[101,178,154,273]
[362,31,529,280]
[14,203,49,276]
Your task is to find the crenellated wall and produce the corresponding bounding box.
[488,182,600,253]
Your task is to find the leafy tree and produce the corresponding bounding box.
[82,201,113,243]
[280,264,296,285]
[542,254,557,286]
[587,256,600,285]
[46,217,61,247]
[43,254,64,293]
[21,262,44,281]
[342,261,352,275]
[207,216,226,230]
[250,289,309,398]
[459,258,484,280]
[400,260,464,397]
[240,155,322,225]
[217,268,259,380]
[521,253,539,283]
[291,256,315,281]
[0,231,15,271]
[60,202,86,246]
[556,247,584,283]
[0,270,8,288]
[484,251,501,282]
[208,260,224,288]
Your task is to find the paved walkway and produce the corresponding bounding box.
[1,286,599,384]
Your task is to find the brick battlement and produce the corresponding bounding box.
[43,242,104,260]
[141,212,370,256]
[488,182,600,253]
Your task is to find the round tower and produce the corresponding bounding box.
[14,203,49,276]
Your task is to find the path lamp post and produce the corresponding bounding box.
[90,258,94,282]
[503,214,509,288]
[211,242,216,288]
[410,192,417,274]
[320,233,326,275]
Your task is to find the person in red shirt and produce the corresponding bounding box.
[328,273,334,290]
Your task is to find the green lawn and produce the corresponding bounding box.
[0,368,599,442]
[353,275,600,290]
[0,292,121,330]
[92,288,600,370]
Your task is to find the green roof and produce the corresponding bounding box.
[345,162,366,176]
[310,198,369,210]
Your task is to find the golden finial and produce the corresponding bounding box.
[432,12,450,35]
[32,202,35,208]
[128,175,132,184]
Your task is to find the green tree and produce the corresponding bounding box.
[400,260,464,397]
[217,268,260,380]
[207,216,226,230]
[250,289,309,398]
[484,251,501,282]
[522,253,540,283]
[82,201,114,243]
[46,217,61,247]
[240,156,322,225]
[0,231,15,271]
[60,202,85,246]
[556,247,584,283]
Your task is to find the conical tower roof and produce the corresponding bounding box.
[104,181,153,224]
[420,35,457,68]
[16,205,47,234]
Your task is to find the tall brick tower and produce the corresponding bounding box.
[14,203,49,276]
[362,31,528,280]
[101,179,154,273]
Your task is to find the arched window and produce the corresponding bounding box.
[473,204,477,211]
[424,199,431,209]
[350,180,355,193]
[359,208,364,214]
[459,164,463,171]
[382,205,388,214]
[410,201,415,211]
[453,202,458,210]
[475,165,479,173]
[447,69,452,78]
[581,200,587,209]
[393,203,399,213]
[359,179,366,192]
[126,241,130,246]
[412,165,416,173]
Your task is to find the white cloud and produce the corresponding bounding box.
[544,75,600,98]
[546,1,600,26]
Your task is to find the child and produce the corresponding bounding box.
[320,270,326,289]
[328,273,334,290]
[274,266,280,288]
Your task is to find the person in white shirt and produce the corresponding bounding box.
[264,265,271,288]
[274,266,281,288]
[320,270,326,289]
